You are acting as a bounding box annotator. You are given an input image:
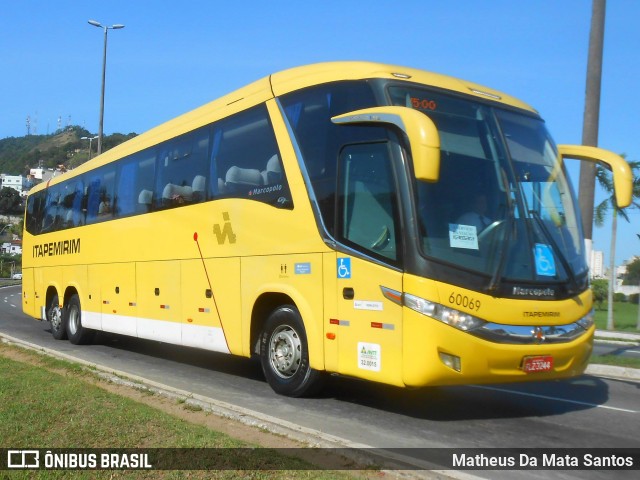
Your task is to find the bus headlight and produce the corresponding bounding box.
[404,293,486,332]
[577,309,595,331]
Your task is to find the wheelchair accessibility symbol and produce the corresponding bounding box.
[337,258,351,279]
[534,244,556,277]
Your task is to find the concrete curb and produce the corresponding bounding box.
[585,364,640,382]
[591,329,640,381]
[595,329,640,343]
[585,330,640,382]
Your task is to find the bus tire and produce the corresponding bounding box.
[48,294,67,340]
[259,305,323,397]
[66,294,94,345]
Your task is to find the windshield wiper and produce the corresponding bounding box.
[528,210,579,294]
[485,202,514,295]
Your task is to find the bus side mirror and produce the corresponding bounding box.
[331,106,441,182]
[558,145,633,208]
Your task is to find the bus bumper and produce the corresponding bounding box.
[402,310,593,387]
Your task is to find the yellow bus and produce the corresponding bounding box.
[22,62,632,397]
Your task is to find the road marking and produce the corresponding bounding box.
[470,385,638,414]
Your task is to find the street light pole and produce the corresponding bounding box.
[88,19,124,156]
[81,135,99,160]
[578,0,606,266]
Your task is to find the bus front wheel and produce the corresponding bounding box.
[66,294,94,345]
[259,305,323,397]
[48,294,67,340]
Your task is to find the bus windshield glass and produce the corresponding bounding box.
[388,86,587,285]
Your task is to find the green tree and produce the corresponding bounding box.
[101,132,137,152]
[594,157,640,329]
[0,253,21,278]
[622,257,640,285]
[591,279,608,310]
[0,187,22,214]
[0,126,136,175]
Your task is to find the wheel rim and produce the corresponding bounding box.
[68,306,80,336]
[50,305,62,331]
[268,324,302,379]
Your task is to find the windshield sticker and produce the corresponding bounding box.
[358,342,381,372]
[449,224,479,250]
[534,243,556,276]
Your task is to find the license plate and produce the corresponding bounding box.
[522,355,554,373]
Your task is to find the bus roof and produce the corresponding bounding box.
[270,61,535,112]
[31,61,536,192]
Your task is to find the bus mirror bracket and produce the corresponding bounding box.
[558,145,633,208]
[331,106,441,182]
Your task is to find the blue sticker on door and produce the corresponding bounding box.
[337,258,351,279]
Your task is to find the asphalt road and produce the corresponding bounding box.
[1,285,638,479]
[593,340,640,360]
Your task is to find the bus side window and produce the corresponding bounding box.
[42,185,62,233]
[214,104,291,208]
[262,154,282,185]
[26,191,45,235]
[85,165,116,224]
[280,81,379,232]
[337,142,400,262]
[85,177,102,224]
[136,153,156,213]
[70,180,85,227]
[115,160,138,217]
[155,127,209,209]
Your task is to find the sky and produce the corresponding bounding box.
[1,0,638,267]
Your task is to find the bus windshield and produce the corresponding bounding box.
[388,86,587,288]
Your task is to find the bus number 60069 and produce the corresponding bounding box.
[448,292,481,311]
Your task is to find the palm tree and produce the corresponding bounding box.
[594,156,640,329]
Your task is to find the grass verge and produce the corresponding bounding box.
[589,354,640,370]
[594,302,639,332]
[0,343,356,479]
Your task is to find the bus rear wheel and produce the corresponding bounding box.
[259,305,323,397]
[48,294,67,340]
[66,294,94,345]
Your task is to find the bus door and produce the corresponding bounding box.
[331,141,405,387]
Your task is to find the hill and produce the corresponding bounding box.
[0,127,137,175]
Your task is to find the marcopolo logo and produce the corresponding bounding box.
[512,286,555,298]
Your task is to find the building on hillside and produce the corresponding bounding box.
[28,168,45,181]
[26,168,63,192]
[1,174,24,196]
[1,240,22,255]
